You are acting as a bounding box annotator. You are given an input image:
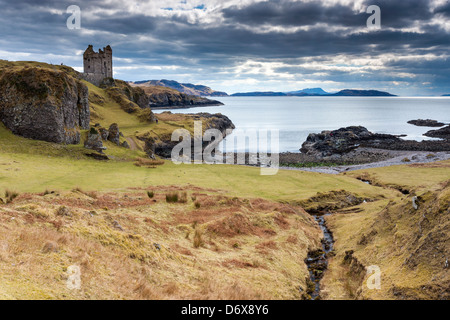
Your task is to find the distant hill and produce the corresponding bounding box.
[331,89,396,97]
[288,88,329,95]
[131,79,228,97]
[231,88,396,97]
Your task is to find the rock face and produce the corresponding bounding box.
[0,67,90,144]
[301,126,450,159]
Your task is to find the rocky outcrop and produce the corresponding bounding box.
[103,79,221,110]
[146,90,223,109]
[301,126,394,157]
[408,119,445,127]
[84,127,105,152]
[301,126,450,160]
[425,125,450,140]
[0,67,90,144]
[108,123,121,145]
[101,79,151,110]
[84,123,127,152]
[138,112,235,158]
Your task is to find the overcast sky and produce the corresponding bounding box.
[0,0,449,95]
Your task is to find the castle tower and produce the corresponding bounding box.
[83,45,113,83]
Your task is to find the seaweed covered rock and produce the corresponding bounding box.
[0,66,90,144]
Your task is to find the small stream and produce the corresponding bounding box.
[305,213,334,300]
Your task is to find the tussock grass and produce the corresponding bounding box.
[165,192,179,203]
[4,189,19,204]
[72,187,97,199]
[193,230,203,248]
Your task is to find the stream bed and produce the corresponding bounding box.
[305,213,335,300]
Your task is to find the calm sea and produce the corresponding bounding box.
[155,96,450,152]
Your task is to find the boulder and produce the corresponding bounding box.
[99,127,109,140]
[108,123,121,145]
[0,67,90,144]
[84,127,105,152]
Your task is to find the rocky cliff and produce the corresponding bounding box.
[0,65,90,144]
[131,84,224,109]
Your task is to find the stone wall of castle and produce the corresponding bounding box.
[82,45,113,86]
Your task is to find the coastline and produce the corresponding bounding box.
[217,148,450,174]
[280,149,450,174]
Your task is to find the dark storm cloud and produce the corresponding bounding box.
[222,0,434,29]
[222,0,366,27]
[0,0,449,94]
[83,14,158,34]
[434,1,450,17]
[363,0,434,28]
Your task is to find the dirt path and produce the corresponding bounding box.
[126,137,139,151]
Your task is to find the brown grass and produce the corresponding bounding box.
[134,157,165,168]
[0,186,321,300]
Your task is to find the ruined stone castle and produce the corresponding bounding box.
[82,45,113,86]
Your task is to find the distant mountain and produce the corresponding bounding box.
[231,88,396,97]
[331,89,396,97]
[231,91,287,97]
[288,88,329,95]
[131,79,228,97]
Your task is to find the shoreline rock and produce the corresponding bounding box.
[300,126,450,161]
[424,125,450,140]
[408,119,445,127]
